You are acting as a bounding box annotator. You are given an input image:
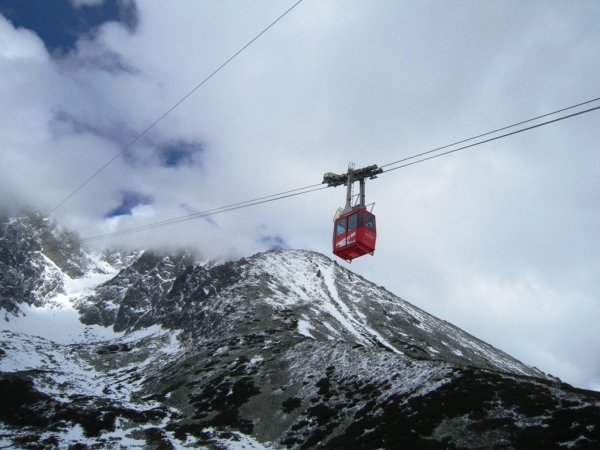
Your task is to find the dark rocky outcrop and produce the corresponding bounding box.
[77,249,195,331]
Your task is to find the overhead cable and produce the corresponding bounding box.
[381,96,600,168]
[81,97,600,242]
[80,184,325,242]
[49,0,305,215]
[382,104,600,173]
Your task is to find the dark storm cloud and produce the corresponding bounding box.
[0,0,138,55]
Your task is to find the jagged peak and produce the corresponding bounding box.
[1,218,544,380]
[3,220,597,449]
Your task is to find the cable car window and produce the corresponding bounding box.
[348,213,358,231]
[358,210,363,228]
[336,218,346,236]
[365,213,376,231]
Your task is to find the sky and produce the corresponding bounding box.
[1,0,599,390]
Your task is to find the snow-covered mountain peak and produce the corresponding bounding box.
[214,249,544,379]
[1,215,541,378]
[3,214,600,449]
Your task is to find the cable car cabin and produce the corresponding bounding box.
[333,207,377,263]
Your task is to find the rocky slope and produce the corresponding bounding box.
[1,214,599,449]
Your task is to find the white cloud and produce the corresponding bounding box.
[0,15,47,61]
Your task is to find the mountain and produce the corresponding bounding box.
[1,213,599,449]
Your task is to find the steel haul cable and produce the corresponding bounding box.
[382,104,600,173]
[80,98,600,243]
[80,184,325,243]
[381,96,600,168]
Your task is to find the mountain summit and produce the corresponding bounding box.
[1,214,599,449]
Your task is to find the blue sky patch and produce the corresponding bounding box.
[0,0,138,54]
[157,141,204,168]
[105,190,152,218]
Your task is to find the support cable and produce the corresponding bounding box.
[382,104,600,173]
[381,96,600,168]
[49,0,305,215]
[80,183,324,242]
[81,97,600,242]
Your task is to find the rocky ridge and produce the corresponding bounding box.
[1,214,600,449]
[0,213,104,317]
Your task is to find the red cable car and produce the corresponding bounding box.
[323,163,383,263]
[333,207,377,263]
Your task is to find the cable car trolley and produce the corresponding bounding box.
[323,163,383,263]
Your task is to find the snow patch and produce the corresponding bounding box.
[1,303,124,344]
[202,427,273,449]
[121,324,165,342]
[297,319,315,339]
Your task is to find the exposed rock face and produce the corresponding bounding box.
[0,212,104,318]
[1,214,599,449]
[77,250,195,332]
